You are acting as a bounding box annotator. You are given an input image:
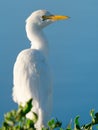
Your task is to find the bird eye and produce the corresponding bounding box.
[42,15,47,21]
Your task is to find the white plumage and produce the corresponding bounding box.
[12,10,69,129]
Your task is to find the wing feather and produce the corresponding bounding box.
[13,49,52,108]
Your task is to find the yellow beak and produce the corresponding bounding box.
[42,15,70,21]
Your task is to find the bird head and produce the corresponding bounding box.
[26,10,69,29]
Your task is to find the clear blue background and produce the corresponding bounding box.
[0,0,98,126]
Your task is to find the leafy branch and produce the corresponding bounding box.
[0,99,98,130]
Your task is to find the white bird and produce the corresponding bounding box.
[12,10,69,129]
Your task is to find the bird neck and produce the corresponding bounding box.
[26,23,49,58]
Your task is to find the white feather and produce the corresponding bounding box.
[12,9,68,129]
[13,49,52,128]
[13,10,53,129]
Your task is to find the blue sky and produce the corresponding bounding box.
[0,0,98,125]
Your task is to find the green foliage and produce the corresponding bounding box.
[47,118,62,129]
[0,99,98,130]
[0,99,37,130]
[74,116,80,130]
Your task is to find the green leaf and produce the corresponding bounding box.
[66,119,72,130]
[5,119,14,126]
[48,119,55,126]
[95,113,98,124]
[74,116,80,130]
[55,118,62,128]
[3,122,9,128]
[90,109,95,122]
[74,116,80,125]
[42,127,49,130]
[32,112,38,123]
[22,98,33,115]
[26,119,34,129]
[48,118,62,129]
[48,119,56,128]
[60,128,64,130]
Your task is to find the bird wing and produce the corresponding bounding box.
[12,49,52,108]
